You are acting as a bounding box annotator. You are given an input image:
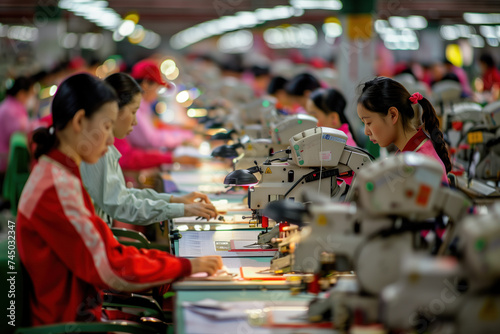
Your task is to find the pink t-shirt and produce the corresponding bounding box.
[127,100,193,150]
[400,128,449,185]
[113,137,172,171]
[0,96,30,172]
[336,123,357,186]
[338,123,357,148]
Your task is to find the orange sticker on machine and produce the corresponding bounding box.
[467,131,484,144]
[416,184,431,206]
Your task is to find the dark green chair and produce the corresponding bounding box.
[111,227,170,252]
[2,132,30,217]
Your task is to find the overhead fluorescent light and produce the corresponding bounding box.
[464,12,500,25]
[170,5,304,49]
[59,0,160,49]
[290,0,342,10]
[263,24,317,49]
[217,30,254,53]
[469,34,485,48]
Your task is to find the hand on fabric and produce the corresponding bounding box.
[189,256,223,275]
[173,192,218,220]
[171,192,211,205]
[183,202,218,220]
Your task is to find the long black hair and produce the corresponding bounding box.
[358,77,451,173]
[6,76,34,97]
[104,73,142,109]
[32,73,117,159]
[267,76,288,95]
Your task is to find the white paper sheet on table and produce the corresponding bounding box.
[170,170,228,185]
[221,258,270,271]
[182,299,333,334]
[173,214,250,224]
[178,231,276,258]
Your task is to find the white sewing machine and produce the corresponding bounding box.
[268,153,473,330]
[232,114,319,170]
[382,203,500,334]
[454,101,500,183]
[225,127,372,246]
[270,152,470,273]
[231,97,279,139]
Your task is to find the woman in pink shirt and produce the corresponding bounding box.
[357,77,451,184]
[306,88,358,185]
[0,76,36,179]
[306,88,357,147]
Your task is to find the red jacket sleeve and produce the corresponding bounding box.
[31,176,190,292]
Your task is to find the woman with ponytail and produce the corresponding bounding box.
[17,73,222,326]
[357,76,451,184]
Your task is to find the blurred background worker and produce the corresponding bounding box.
[0,76,36,187]
[81,72,217,227]
[128,59,193,150]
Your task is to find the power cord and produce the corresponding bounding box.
[318,127,323,195]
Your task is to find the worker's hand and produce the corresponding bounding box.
[171,191,211,205]
[183,202,218,220]
[172,192,217,219]
[189,256,223,276]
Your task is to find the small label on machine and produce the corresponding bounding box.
[320,151,332,161]
[322,134,347,144]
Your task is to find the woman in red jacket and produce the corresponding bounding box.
[17,73,222,325]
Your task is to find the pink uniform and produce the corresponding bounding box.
[0,96,30,172]
[127,100,193,150]
[400,128,449,184]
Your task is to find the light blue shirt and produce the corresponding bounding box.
[80,145,184,226]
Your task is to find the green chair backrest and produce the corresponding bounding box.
[2,132,31,216]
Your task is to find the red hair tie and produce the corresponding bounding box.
[409,92,423,104]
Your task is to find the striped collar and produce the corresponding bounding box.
[46,149,81,178]
[398,127,429,153]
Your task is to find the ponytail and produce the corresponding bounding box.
[419,97,452,173]
[32,126,59,159]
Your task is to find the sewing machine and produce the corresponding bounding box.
[474,104,500,182]
[269,152,471,274]
[226,98,279,139]
[233,114,319,170]
[225,127,373,247]
[266,153,474,330]
[382,203,500,334]
[458,103,500,187]
[198,90,277,135]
